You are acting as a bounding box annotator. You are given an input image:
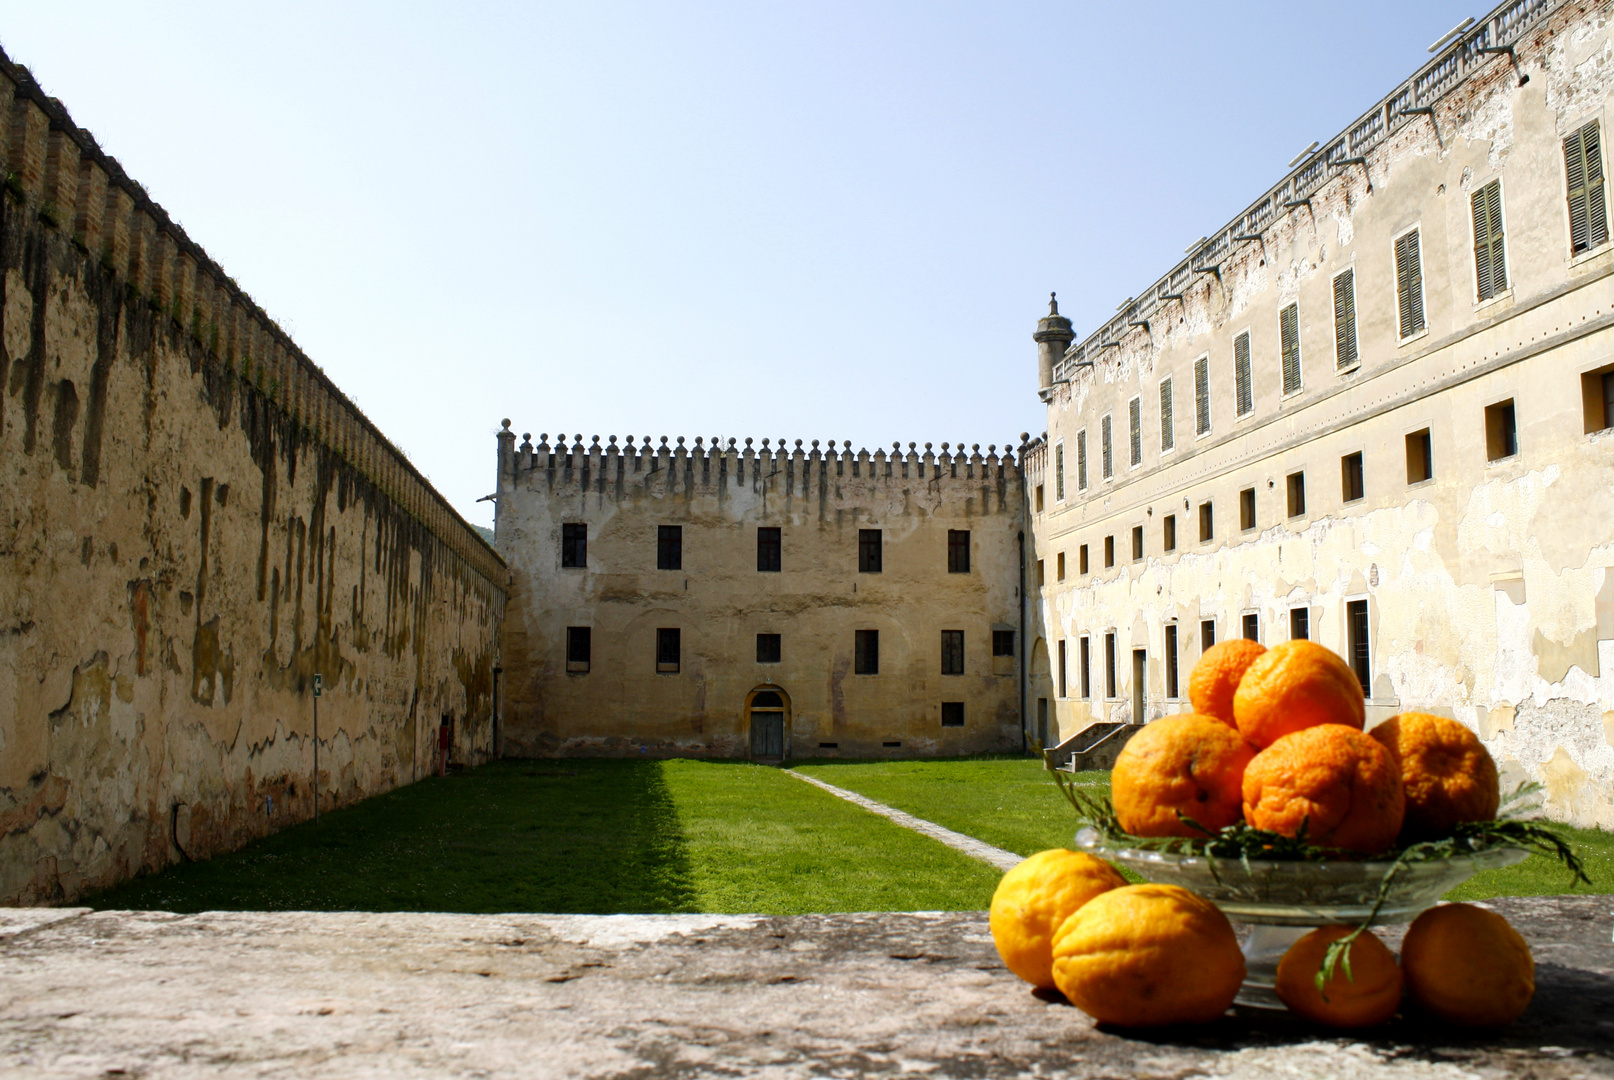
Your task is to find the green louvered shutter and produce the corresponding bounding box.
[1234,332,1253,415]
[1333,270,1358,369]
[1129,397,1142,466]
[1472,181,1507,300]
[1395,230,1425,337]
[1194,355,1210,434]
[1280,304,1302,394]
[1159,378,1174,451]
[1565,122,1609,255]
[1101,414,1113,479]
[1076,429,1087,489]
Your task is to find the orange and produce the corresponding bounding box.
[1242,724,1405,853]
[1275,925,1403,1027]
[1232,640,1365,748]
[1051,883,1245,1027]
[1111,714,1256,838]
[1402,903,1534,1025]
[1369,713,1499,841]
[1188,638,1267,724]
[989,849,1127,989]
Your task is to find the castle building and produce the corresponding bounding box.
[494,431,1026,759]
[1024,0,1614,828]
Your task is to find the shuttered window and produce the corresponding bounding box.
[1472,181,1507,300]
[1233,332,1253,416]
[1194,355,1210,435]
[1054,443,1065,500]
[1564,121,1609,256]
[1395,230,1425,338]
[1159,378,1174,451]
[1128,397,1142,467]
[1100,415,1113,479]
[1076,429,1088,490]
[1333,270,1359,369]
[1280,304,1302,394]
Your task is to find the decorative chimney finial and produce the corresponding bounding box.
[1049,292,1059,316]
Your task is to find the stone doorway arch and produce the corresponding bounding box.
[745,685,790,762]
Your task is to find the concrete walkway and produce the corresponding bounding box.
[787,770,1024,872]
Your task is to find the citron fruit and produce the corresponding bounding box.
[1369,712,1499,840]
[1275,925,1403,1028]
[1402,903,1534,1025]
[1188,638,1267,724]
[1051,883,1245,1027]
[1243,724,1405,853]
[1233,640,1365,748]
[989,849,1126,988]
[1111,713,1255,838]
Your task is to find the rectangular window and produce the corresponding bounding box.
[947,530,971,573]
[1131,525,1143,562]
[1079,636,1091,698]
[1077,544,1088,575]
[1055,443,1065,501]
[1333,270,1359,370]
[757,527,781,571]
[1240,487,1256,531]
[1290,607,1310,641]
[940,702,965,727]
[1056,551,1066,581]
[858,528,883,572]
[1159,378,1174,451]
[1163,514,1176,552]
[1076,429,1089,490]
[1104,535,1115,568]
[941,630,965,675]
[1342,452,1365,502]
[1165,623,1179,699]
[566,626,591,672]
[1242,613,1260,642]
[1347,599,1371,693]
[1129,397,1143,467]
[757,633,782,663]
[1564,121,1609,255]
[1395,229,1426,338]
[561,523,587,568]
[1287,471,1306,518]
[657,525,682,570]
[992,630,1015,657]
[1234,332,1253,417]
[1597,368,1614,431]
[1485,399,1518,461]
[1280,303,1302,395]
[656,628,681,673]
[1199,501,1214,542]
[1104,633,1117,698]
[1406,428,1433,483]
[1195,355,1211,434]
[1058,638,1068,698]
[1036,558,1045,587]
[1035,484,1045,512]
[855,629,879,675]
[1201,619,1216,650]
[1101,414,1114,479]
[1472,180,1508,300]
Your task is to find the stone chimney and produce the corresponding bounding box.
[1033,293,1073,401]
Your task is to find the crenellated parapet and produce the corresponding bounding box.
[0,46,503,589]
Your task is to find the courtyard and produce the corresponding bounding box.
[89,758,1613,915]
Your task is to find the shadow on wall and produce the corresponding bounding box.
[83,761,697,914]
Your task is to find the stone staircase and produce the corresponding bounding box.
[1046,721,1139,772]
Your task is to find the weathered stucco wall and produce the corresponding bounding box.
[497,431,1025,759]
[1029,0,1614,828]
[0,55,507,904]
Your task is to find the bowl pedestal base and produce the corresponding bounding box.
[1233,924,1310,1010]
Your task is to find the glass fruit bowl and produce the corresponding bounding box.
[1074,826,1531,1008]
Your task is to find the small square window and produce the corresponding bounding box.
[757,633,781,664]
[1057,551,1066,581]
[1240,487,1256,531]
[947,530,971,573]
[858,528,883,572]
[1200,619,1216,649]
[656,627,681,673]
[1290,607,1309,640]
[1242,613,1259,642]
[992,630,1016,657]
[941,630,965,675]
[1103,536,1115,569]
[1342,452,1365,503]
[1163,514,1176,552]
[757,527,782,571]
[561,523,587,568]
[1581,364,1614,433]
[566,626,591,672]
[940,702,965,727]
[855,630,879,675]
[1485,399,1518,461]
[1131,525,1143,562]
[1287,472,1307,518]
[1406,429,1433,484]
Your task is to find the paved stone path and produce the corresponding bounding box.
[787,769,1024,871]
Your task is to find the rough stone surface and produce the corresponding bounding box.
[1,898,1609,1077]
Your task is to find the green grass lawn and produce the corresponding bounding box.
[792,757,1614,901]
[86,759,999,915]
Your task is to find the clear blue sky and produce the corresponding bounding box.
[1,1,1475,527]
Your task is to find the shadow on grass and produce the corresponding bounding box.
[86,760,696,914]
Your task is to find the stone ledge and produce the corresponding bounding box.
[0,897,1609,1078]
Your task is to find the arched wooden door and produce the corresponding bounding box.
[747,688,788,761]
